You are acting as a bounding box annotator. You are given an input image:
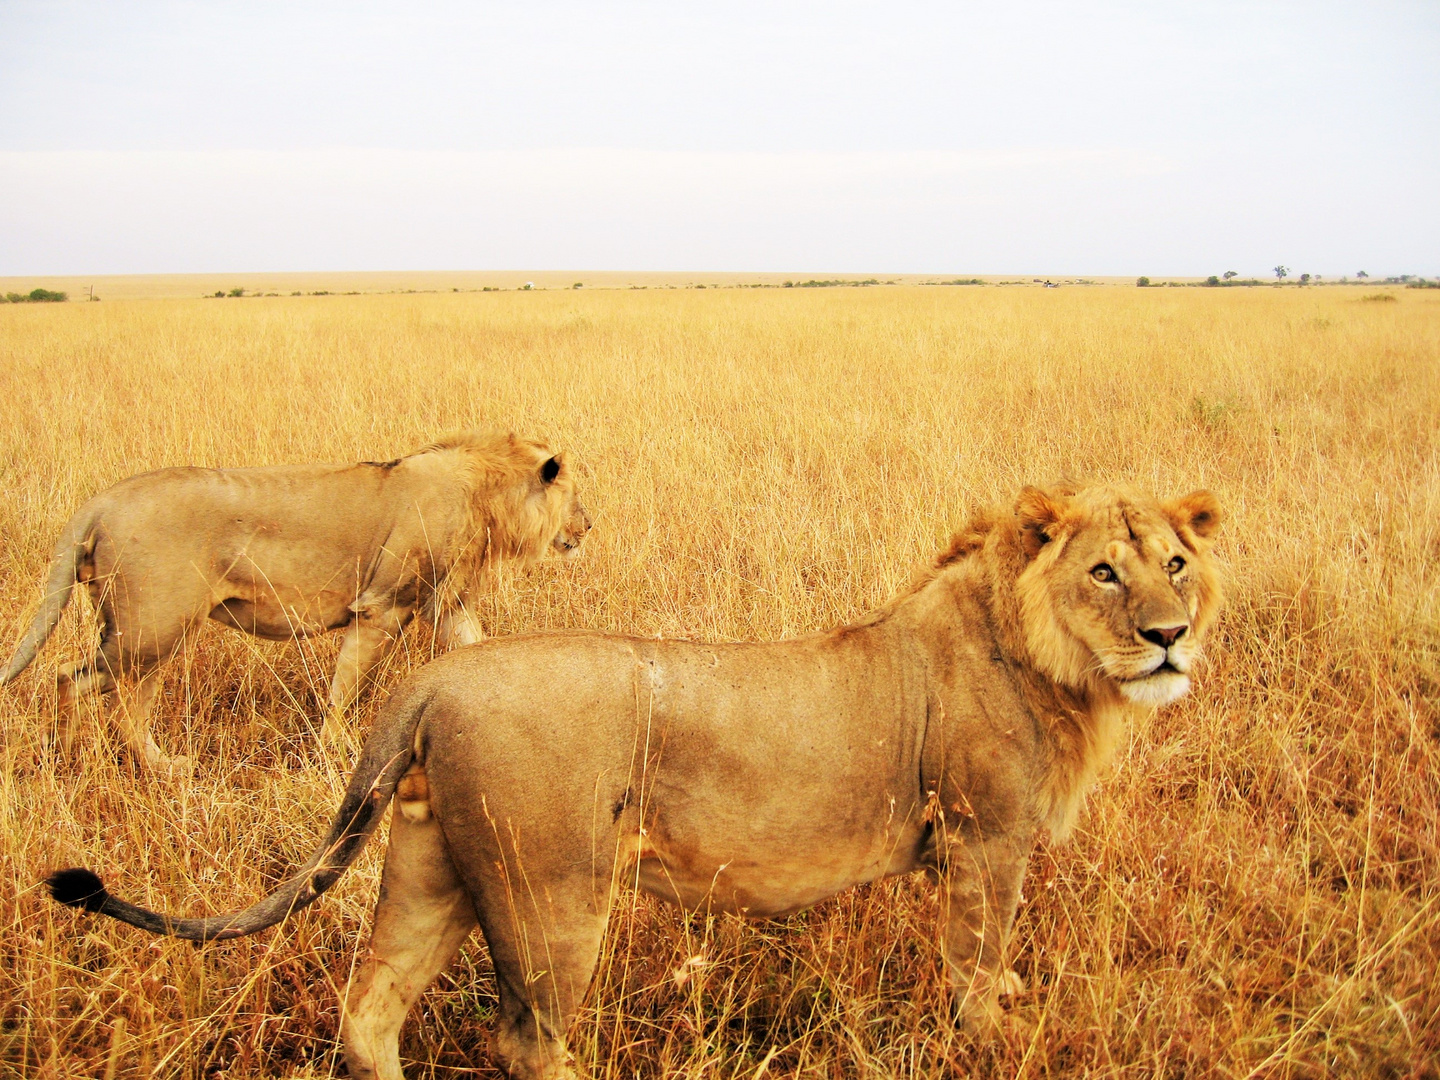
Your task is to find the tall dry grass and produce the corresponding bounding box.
[0,284,1436,1078]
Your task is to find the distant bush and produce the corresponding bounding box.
[4,288,67,302]
[1206,276,1220,286]
[937,279,983,286]
[228,288,246,298]
[1361,293,1398,302]
[1406,279,1438,289]
[1136,277,1151,287]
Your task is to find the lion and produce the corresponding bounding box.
[47,482,1221,1079]
[3,431,590,772]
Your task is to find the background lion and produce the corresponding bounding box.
[47,481,1220,1079]
[2,431,590,772]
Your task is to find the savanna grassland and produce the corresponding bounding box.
[0,283,1437,1079]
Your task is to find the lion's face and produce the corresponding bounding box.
[554,495,591,558]
[535,453,591,559]
[1014,484,1222,707]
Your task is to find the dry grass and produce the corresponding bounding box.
[0,284,1436,1078]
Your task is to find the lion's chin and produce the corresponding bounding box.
[1117,669,1191,707]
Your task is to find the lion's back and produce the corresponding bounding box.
[85,462,405,586]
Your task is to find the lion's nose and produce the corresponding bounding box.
[1139,625,1187,648]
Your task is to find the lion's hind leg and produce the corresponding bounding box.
[458,832,610,1079]
[91,617,193,776]
[53,654,114,758]
[343,764,478,1080]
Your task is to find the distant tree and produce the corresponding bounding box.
[1356,270,1369,279]
[1273,265,1288,280]
[1300,273,1311,285]
[1136,276,1151,287]
[27,288,67,302]
[228,287,245,297]
[1223,270,1238,280]
[1206,276,1220,286]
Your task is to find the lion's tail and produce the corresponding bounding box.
[45,680,434,942]
[1,503,101,685]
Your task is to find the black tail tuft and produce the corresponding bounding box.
[47,867,109,912]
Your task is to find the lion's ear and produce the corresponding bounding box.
[1015,486,1070,558]
[540,456,562,484]
[1165,489,1221,542]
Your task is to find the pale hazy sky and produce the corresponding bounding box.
[1,2,1436,276]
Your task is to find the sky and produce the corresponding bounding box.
[1,1,1436,276]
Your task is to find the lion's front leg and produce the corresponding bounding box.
[435,601,483,649]
[934,832,1030,1032]
[323,599,412,747]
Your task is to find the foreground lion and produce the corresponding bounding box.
[49,482,1220,1078]
[3,432,589,771]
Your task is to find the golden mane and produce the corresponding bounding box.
[417,431,577,610]
[889,484,1222,839]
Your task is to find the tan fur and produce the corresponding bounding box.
[3,431,590,771]
[52,483,1219,1079]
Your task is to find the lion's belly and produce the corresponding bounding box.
[209,591,354,639]
[632,817,922,918]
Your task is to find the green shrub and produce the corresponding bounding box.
[1136,277,1150,287]
[228,287,245,297]
[3,289,67,302]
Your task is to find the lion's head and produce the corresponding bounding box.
[553,489,592,558]
[1005,483,1223,707]
[425,432,592,577]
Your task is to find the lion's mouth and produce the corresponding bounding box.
[1118,660,1192,706]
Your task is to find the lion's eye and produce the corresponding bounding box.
[1166,556,1186,575]
[1091,563,1116,583]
